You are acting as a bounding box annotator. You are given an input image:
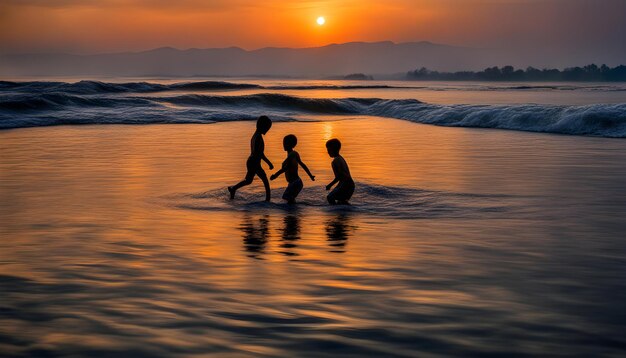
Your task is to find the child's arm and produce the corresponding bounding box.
[297,156,315,181]
[270,168,284,181]
[253,133,274,169]
[326,159,340,190]
[326,178,338,190]
[262,154,274,170]
[270,156,289,181]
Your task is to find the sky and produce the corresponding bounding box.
[1,0,625,60]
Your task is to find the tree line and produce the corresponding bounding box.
[406,64,626,82]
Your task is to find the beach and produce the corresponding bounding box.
[1,116,626,356]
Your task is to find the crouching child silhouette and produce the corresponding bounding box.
[270,134,315,204]
[228,116,274,202]
[325,139,355,205]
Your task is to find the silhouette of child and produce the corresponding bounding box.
[270,134,315,204]
[228,116,274,201]
[325,138,355,205]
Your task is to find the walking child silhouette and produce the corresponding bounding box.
[228,116,274,202]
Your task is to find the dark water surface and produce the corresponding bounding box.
[2,79,626,136]
[1,119,625,356]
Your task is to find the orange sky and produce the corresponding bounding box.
[1,0,625,55]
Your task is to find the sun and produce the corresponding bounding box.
[316,16,326,26]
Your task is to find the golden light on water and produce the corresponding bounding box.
[322,122,334,142]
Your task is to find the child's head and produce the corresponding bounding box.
[256,115,272,134]
[326,138,341,157]
[283,134,297,151]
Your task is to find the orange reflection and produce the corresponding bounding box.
[0,117,481,271]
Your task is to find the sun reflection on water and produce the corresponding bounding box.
[1,118,626,356]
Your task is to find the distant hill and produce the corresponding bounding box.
[0,41,504,78]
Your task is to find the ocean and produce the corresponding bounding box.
[2,78,626,136]
[1,78,625,356]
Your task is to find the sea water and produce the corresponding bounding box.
[1,78,626,136]
[1,79,626,356]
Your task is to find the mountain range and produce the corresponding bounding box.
[0,41,612,78]
[1,41,508,78]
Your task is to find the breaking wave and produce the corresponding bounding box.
[0,80,261,94]
[1,80,625,137]
[3,80,626,94]
[0,80,399,94]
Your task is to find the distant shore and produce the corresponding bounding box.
[406,64,626,82]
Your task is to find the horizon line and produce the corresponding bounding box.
[3,40,474,57]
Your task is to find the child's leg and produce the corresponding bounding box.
[257,169,271,202]
[283,179,303,204]
[327,181,354,205]
[338,182,355,205]
[231,175,253,191]
[228,159,257,199]
[229,174,254,198]
[282,189,291,203]
[327,190,338,205]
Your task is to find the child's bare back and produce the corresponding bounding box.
[331,155,352,183]
[325,139,355,205]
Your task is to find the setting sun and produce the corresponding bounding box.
[316,16,326,26]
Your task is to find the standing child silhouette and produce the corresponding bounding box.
[325,138,355,205]
[270,134,315,204]
[228,116,274,202]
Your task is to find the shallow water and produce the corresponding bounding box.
[1,118,626,356]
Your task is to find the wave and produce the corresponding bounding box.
[0,92,155,111]
[3,80,626,96]
[158,93,381,113]
[364,100,626,138]
[165,183,525,220]
[0,80,419,94]
[0,92,378,114]
[1,91,625,136]
[0,80,262,94]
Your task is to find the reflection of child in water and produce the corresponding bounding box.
[270,134,315,204]
[228,116,274,202]
[325,139,355,205]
